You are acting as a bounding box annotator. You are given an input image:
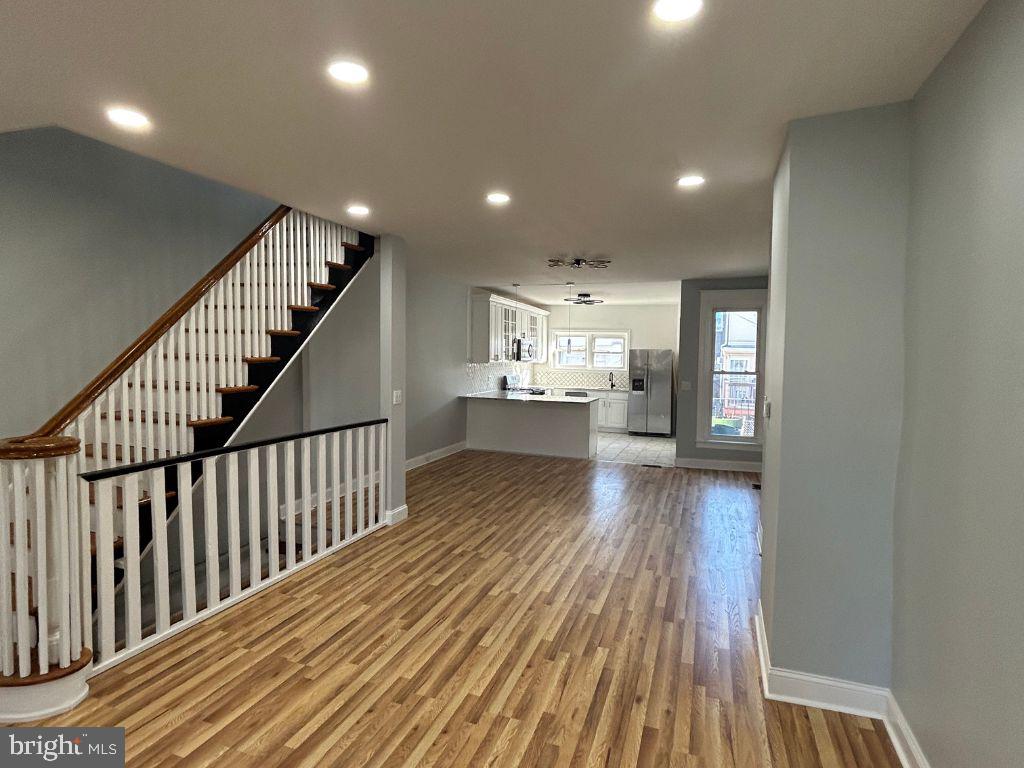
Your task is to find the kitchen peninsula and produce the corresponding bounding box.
[462,391,600,459]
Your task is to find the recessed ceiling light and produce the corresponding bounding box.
[328,60,369,85]
[486,191,511,206]
[346,204,370,217]
[653,0,704,22]
[106,106,151,131]
[677,174,706,188]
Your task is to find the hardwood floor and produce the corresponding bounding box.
[21,450,900,767]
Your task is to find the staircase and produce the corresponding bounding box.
[0,205,380,719]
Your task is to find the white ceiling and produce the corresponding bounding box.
[0,1,982,303]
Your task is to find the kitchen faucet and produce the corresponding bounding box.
[609,371,615,389]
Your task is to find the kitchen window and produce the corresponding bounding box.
[696,290,766,449]
[552,331,629,371]
[553,334,588,367]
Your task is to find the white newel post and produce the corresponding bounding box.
[379,235,408,524]
[0,434,91,722]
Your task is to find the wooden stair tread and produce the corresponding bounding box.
[216,385,259,394]
[308,282,337,291]
[325,261,353,270]
[243,356,281,364]
[267,329,301,337]
[186,416,234,428]
[340,242,364,251]
[287,305,320,313]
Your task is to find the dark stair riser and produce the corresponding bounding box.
[245,360,286,391]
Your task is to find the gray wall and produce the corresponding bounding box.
[405,261,470,460]
[676,277,768,463]
[894,0,1024,763]
[761,104,909,687]
[0,127,277,436]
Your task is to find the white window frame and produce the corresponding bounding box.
[550,330,630,372]
[696,290,766,450]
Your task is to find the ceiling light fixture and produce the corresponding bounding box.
[105,106,151,131]
[486,191,511,206]
[346,204,370,217]
[328,60,370,86]
[548,253,611,269]
[676,174,706,188]
[653,0,704,22]
[564,291,605,306]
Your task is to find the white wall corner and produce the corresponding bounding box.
[754,601,929,768]
[386,505,408,525]
[884,696,933,768]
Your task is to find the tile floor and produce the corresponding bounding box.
[596,433,677,467]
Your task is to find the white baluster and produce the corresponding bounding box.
[144,351,155,461]
[32,462,48,673]
[244,252,254,362]
[166,328,178,457]
[226,453,241,596]
[120,373,130,467]
[123,473,142,648]
[266,444,279,578]
[0,463,13,675]
[232,265,243,382]
[156,337,167,459]
[54,456,71,667]
[92,398,103,470]
[11,462,30,675]
[95,478,115,664]
[76,452,91,652]
[178,461,196,620]
[178,321,189,451]
[65,443,82,659]
[203,297,216,416]
[225,268,236,387]
[356,427,366,534]
[316,434,327,553]
[344,429,353,541]
[150,468,170,634]
[188,306,199,422]
[216,280,227,389]
[331,431,341,547]
[367,425,376,529]
[300,437,311,561]
[247,448,261,588]
[132,360,143,458]
[284,440,295,570]
[203,457,220,609]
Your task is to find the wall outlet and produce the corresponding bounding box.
[679,380,692,391]
[392,389,403,405]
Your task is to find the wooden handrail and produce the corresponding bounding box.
[34,204,292,437]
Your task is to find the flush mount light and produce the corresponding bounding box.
[346,204,370,217]
[328,60,370,86]
[105,106,151,131]
[486,191,511,206]
[653,0,704,22]
[677,174,706,188]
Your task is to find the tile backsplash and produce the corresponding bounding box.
[532,365,629,390]
[464,361,533,393]
[463,362,629,393]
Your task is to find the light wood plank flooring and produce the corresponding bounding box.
[22,450,899,767]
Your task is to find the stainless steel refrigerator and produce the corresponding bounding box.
[627,349,673,435]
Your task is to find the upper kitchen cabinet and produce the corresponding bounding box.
[470,291,549,363]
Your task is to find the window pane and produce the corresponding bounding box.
[556,335,587,366]
[711,373,756,438]
[714,310,758,373]
[593,336,626,369]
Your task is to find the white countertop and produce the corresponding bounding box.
[463,390,601,404]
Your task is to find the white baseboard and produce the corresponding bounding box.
[386,505,408,525]
[754,601,930,768]
[675,457,762,472]
[406,441,466,471]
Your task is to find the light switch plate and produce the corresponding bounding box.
[392,389,403,405]
[679,381,692,391]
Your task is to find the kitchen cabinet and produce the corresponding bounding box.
[470,292,550,363]
[551,389,629,432]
